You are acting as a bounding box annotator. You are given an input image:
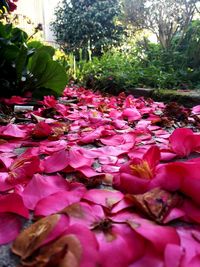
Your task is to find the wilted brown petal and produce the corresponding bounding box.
[12,214,61,259]
[20,234,82,267]
[126,187,182,223]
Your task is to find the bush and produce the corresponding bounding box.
[0,23,68,97]
[71,26,200,94]
[72,48,180,93]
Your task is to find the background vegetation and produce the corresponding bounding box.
[1,0,200,97]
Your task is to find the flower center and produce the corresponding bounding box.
[130,160,153,179]
[91,218,112,232]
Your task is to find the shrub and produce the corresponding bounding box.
[0,23,68,97]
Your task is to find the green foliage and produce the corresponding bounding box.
[71,21,200,93]
[71,48,179,94]
[0,22,68,97]
[52,0,125,59]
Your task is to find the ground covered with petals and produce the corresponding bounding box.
[1,87,200,266]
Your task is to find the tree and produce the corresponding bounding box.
[123,0,200,50]
[51,0,124,59]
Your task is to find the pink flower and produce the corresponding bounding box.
[117,146,161,194]
[6,151,40,186]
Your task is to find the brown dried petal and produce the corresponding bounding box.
[126,188,182,223]
[12,214,61,259]
[20,234,82,267]
[60,203,85,219]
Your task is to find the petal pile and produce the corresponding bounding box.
[1,87,200,266]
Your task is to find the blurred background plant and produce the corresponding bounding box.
[0,21,68,97]
[1,0,200,97]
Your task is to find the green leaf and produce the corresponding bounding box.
[4,44,19,61]
[34,46,55,58]
[27,41,44,50]
[16,45,28,81]
[34,60,68,94]
[28,50,51,76]
[28,49,68,94]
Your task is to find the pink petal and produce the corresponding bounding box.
[0,172,14,191]
[182,199,200,223]
[4,95,27,105]
[0,157,11,171]
[192,105,200,114]
[169,128,195,157]
[21,174,70,210]
[64,224,100,267]
[79,126,104,144]
[100,135,125,146]
[96,143,134,156]
[98,155,118,165]
[0,193,29,218]
[177,227,200,266]
[112,119,127,129]
[143,145,160,169]
[96,224,145,267]
[101,165,120,173]
[188,255,200,267]
[32,121,52,138]
[0,124,27,139]
[43,149,69,173]
[128,218,180,252]
[100,133,135,146]
[123,108,141,122]
[69,148,93,168]
[118,172,149,194]
[35,186,86,216]
[0,141,21,153]
[0,213,22,245]
[77,166,104,178]
[164,244,184,267]
[82,189,124,208]
[41,214,70,246]
[129,248,164,267]
[63,202,105,227]
[7,154,40,185]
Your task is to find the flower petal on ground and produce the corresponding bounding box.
[35,186,86,216]
[21,174,70,210]
[0,213,22,245]
[43,149,69,173]
[0,193,29,218]
[0,124,27,139]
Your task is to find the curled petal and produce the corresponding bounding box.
[12,214,68,259]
